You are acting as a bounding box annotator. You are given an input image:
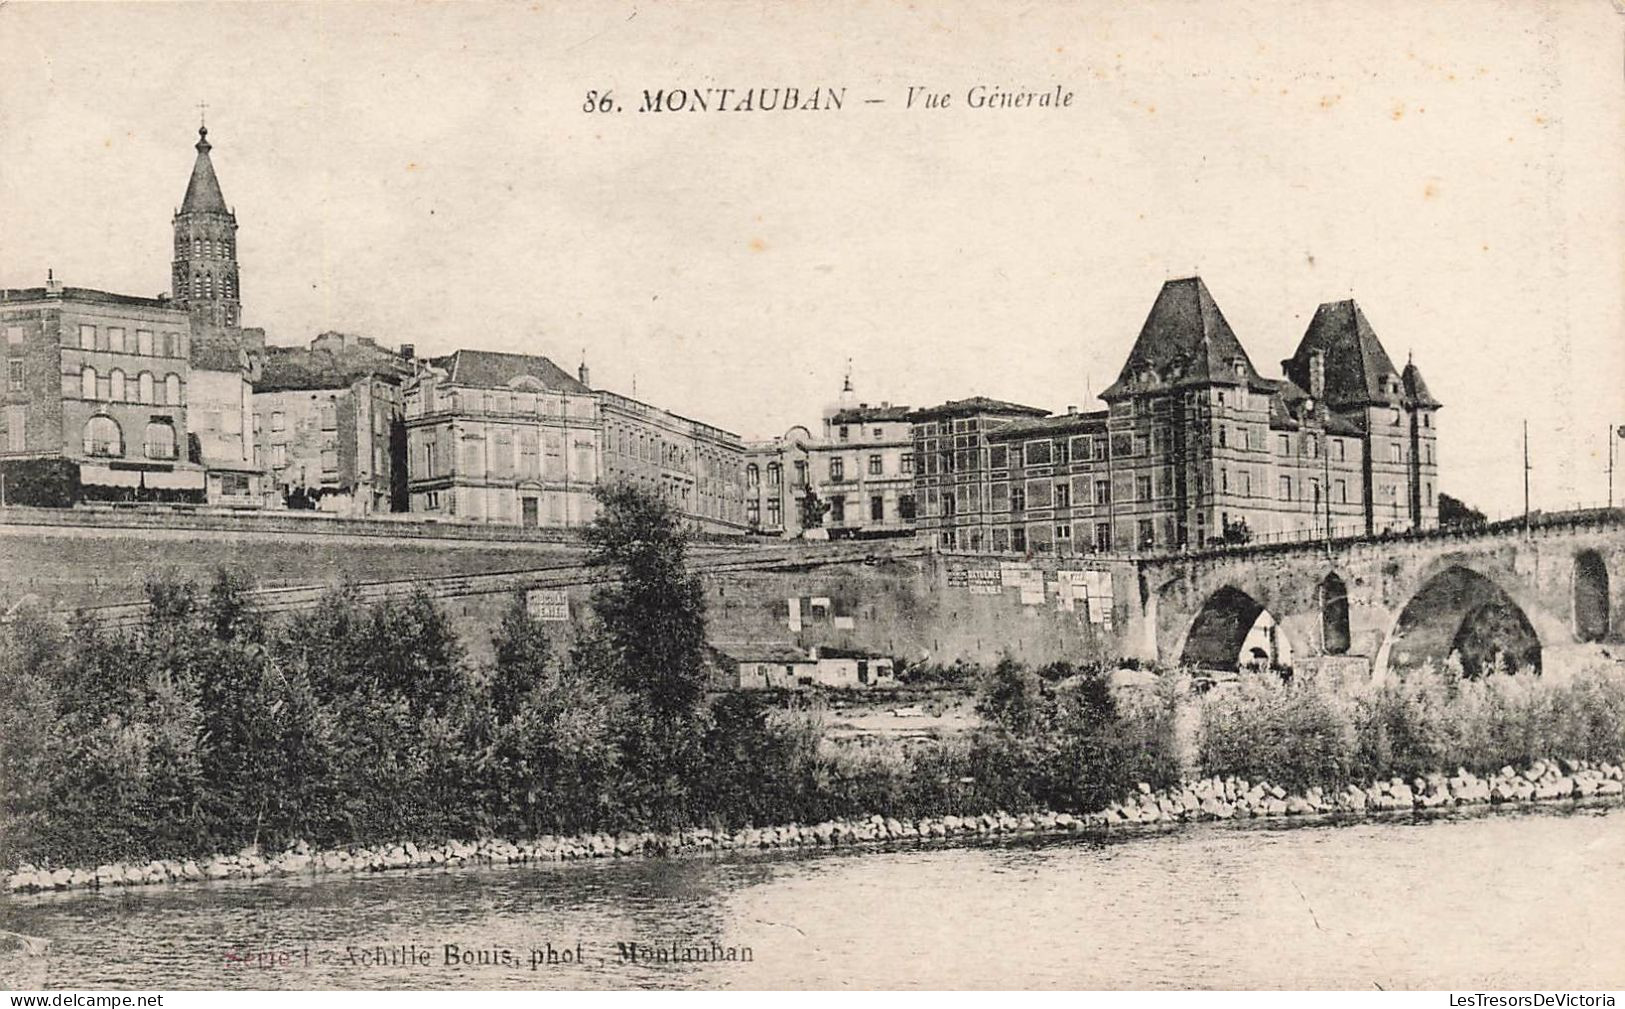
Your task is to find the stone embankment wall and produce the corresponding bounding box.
[1,508,1145,668]
[8,758,1620,896]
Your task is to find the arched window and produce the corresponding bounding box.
[138,371,154,404]
[164,374,182,406]
[746,464,759,488]
[1320,573,1351,655]
[767,463,781,487]
[83,415,122,457]
[144,420,177,460]
[80,365,97,400]
[192,237,202,257]
[109,369,126,402]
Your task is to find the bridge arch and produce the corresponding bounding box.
[1177,585,1294,672]
[1573,550,1610,642]
[1377,564,1548,679]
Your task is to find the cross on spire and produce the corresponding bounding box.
[197,100,209,127]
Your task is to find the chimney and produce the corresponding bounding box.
[1066,404,1077,415]
[1307,349,1326,400]
[44,269,63,297]
[577,360,591,388]
[399,343,415,361]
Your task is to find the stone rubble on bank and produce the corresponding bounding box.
[7,758,1621,896]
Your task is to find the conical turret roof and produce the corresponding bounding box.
[180,126,229,215]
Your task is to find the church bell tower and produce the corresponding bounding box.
[171,118,241,329]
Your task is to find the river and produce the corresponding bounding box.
[4,803,1622,990]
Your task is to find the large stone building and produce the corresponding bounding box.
[597,384,749,534]
[189,328,265,505]
[909,396,1051,550]
[957,277,1439,555]
[0,280,204,502]
[252,333,410,513]
[401,350,601,527]
[742,381,916,540]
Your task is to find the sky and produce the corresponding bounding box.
[1,0,1621,516]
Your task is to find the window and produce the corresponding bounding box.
[7,360,22,392]
[829,496,846,524]
[1054,482,1070,509]
[829,457,844,482]
[144,421,177,460]
[838,425,849,442]
[1132,434,1148,456]
[1390,442,1402,464]
[1218,426,1227,448]
[746,464,759,488]
[1426,482,1434,506]
[270,410,286,432]
[870,496,884,521]
[164,374,182,406]
[989,445,1008,469]
[901,452,914,474]
[793,460,807,487]
[1241,471,1252,497]
[107,327,126,353]
[79,325,95,350]
[135,372,153,404]
[1012,527,1027,553]
[1094,479,1111,505]
[80,365,97,400]
[136,330,154,356]
[1025,440,1052,466]
[423,440,437,477]
[1279,475,1293,501]
[83,416,122,457]
[1335,479,1348,503]
[1333,438,1346,461]
[1110,434,1132,457]
[1305,435,1318,458]
[1055,524,1071,544]
[1070,436,1091,460]
[1278,434,1291,455]
[1137,519,1155,549]
[1135,474,1152,501]
[898,495,916,520]
[5,405,24,451]
[767,463,781,487]
[1010,486,1025,513]
[109,369,125,402]
[868,454,883,476]
[766,497,781,525]
[873,427,883,439]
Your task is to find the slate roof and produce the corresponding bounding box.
[908,396,1049,422]
[180,127,230,215]
[259,344,410,392]
[1402,359,1441,408]
[988,410,1109,440]
[830,404,913,425]
[1285,300,1417,408]
[1101,277,1270,400]
[432,349,589,393]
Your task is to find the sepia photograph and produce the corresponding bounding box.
[1,0,1623,995]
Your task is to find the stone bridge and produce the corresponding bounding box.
[1129,509,1625,681]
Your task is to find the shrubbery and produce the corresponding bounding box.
[5,483,1623,872]
[1197,660,1625,791]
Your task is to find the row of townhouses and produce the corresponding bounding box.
[0,125,1441,551]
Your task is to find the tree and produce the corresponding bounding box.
[1439,492,1486,528]
[798,488,830,530]
[582,484,710,720]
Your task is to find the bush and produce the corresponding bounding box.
[1197,675,1356,791]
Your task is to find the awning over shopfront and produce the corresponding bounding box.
[79,463,207,490]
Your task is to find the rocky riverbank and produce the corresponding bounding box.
[7,757,1622,896]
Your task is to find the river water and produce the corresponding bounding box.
[5,803,1622,990]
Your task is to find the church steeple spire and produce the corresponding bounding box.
[173,117,241,329]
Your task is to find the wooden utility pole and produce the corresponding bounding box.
[1523,420,1531,528]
